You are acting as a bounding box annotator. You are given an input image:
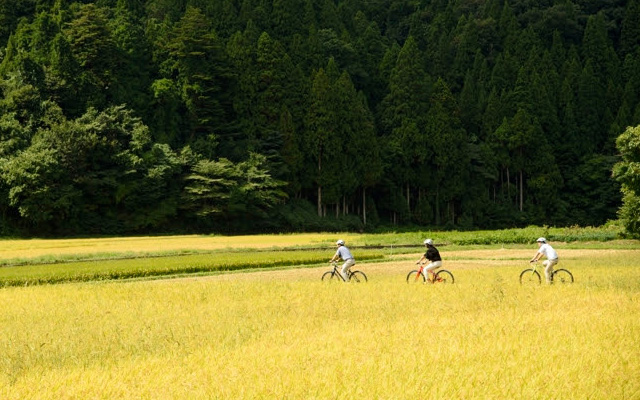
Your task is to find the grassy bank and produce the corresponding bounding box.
[0,249,386,287]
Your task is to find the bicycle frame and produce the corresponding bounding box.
[330,262,349,281]
[417,264,438,281]
[528,262,541,274]
[529,261,553,279]
[323,261,367,282]
[407,262,452,284]
[521,261,573,284]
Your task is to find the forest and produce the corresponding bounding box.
[0,0,639,235]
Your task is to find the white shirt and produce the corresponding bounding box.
[538,243,558,260]
[335,246,354,261]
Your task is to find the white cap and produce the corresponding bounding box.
[536,237,547,243]
[424,239,433,245]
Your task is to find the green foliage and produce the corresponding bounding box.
[359,225,622,246]
[617,187,640,237]
[182,152,287,227]
[0,106,185,233]
[0,0,637,234]
[165,6,234,147]
[613,124,640,236]
[63,4,118,110]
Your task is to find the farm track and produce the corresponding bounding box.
[0,245,422,268]
[161,248,640,283]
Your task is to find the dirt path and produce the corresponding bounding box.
[158,248,640,284]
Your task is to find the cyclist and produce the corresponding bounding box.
[530,237,558,283]
[416,239,442,282]
[330,239,355,281]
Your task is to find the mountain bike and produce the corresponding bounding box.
[406,263,454,284]
[321,261,367,282]
[519,261,574,285]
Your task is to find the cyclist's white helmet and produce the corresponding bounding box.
[336,239,345,246]
[424,239,433,245]
[536,237,547,243]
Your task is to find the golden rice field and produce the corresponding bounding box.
[1,242,639,399]
[0,233,344,261]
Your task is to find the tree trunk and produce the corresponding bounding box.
[507,167,510,197]
[435,188,440,225]
[519,170,523,211]
[317,154,322,217]
[362,188,367,225]
[406,183,410,212]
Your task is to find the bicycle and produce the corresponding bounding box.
[406,263,454,284]
[519,261,574,285]
[321,261,367,282]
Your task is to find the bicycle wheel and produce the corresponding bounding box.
[519,269,541,285]
[321,271,340,282]
[552,269,574,284]
[406,270,425,284]
[350,271,368,283]
[435,270,454,284]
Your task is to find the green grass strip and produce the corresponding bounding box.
[0,250,385,287]
[359,225,622,246]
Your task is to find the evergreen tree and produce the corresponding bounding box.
[271,0,307,41]
[451,14,479,91]
[226,26,258,160]
[303,67,338,216]
[425,78,469,225]
[575,61,606,153]
[279,106,304,196]
[63,3,118,110]
[620,0,640,58]
[109,0,154,116]
[166,6,234,154]
[379,36,430,219]
[253,32,305,183]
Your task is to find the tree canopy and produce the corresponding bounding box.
[0,0,637,235]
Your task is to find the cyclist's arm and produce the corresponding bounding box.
[416,255,426,264]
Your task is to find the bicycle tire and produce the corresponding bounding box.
[519,268,541,285]
[552,269,574,284]
[321,271,340,282]
[435,270,454,284]
[406,270,426,284]
[350,270,368,283]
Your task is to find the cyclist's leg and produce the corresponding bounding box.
[341,259,355,281]
[543,259,558,283]
[424,261,442,282]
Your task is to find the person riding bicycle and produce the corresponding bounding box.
[330,239,355,282]
[530,237,558,283]
[416,239,442,282]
